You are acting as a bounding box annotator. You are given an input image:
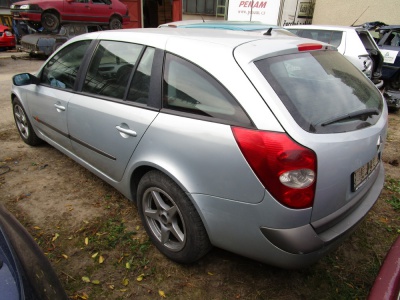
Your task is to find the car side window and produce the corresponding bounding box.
[163,53,252,126]
[82,40,144,99]
[40,40,91,90]
[127,47,155,104]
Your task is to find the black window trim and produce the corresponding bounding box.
[160,51,255,128]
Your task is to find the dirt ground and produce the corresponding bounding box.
[1,55,400,300]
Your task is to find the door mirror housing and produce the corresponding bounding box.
[13,73,39,86]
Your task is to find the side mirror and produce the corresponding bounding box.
[12,73,39,86]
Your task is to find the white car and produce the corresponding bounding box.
[285,25,384,87]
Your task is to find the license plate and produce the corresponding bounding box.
[352,155,379,191]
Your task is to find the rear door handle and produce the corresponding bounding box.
[116,125,137,137]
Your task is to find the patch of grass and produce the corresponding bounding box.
[385,177,400,193]
[387,195,400,211]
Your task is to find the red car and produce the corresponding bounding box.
[10,0,129,32]
[368,236,400,300]
[0,25,16,49]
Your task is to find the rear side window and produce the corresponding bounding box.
[163,53,252,126]
[255,51,383,133]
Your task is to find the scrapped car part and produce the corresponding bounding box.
[375,26,400,91]
[0,25,16,49]
[19,23,102,57]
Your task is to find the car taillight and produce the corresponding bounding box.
[297,43,323,51]
[232,127,317,209]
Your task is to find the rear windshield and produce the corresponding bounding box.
[286,29,343,47]
[255,51,383,133]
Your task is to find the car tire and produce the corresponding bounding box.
[137,170,211,263]
[109,17,122,29]
[12,97,42,146]
[41,12,60,32]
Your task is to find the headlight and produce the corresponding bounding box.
[10,4,15,9]
[20,5,31,9]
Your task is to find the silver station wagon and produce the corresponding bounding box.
[11,28,388,268]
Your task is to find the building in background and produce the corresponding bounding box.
[312,0,399,26]
[1,0,398,31]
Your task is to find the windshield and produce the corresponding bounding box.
[255,51,383,133]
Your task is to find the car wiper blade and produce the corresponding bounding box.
[321,108,379,126]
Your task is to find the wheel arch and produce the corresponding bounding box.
[110,13,123,22]
[42,9,60,19]
[128,163,213,237]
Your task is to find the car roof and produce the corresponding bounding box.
[159,20,281,31]
[73,28,331,66]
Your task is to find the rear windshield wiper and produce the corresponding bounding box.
[320,108,379,126]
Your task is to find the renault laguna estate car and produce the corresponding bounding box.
[11,28,387,268]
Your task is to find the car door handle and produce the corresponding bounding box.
[54,104,65,111]
[116,126,137,137]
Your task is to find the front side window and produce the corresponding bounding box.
[40,40,91,89]
[82,40,144,99]
[255,51,383,133]
[163,53,252,126]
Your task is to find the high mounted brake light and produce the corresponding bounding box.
[297,43,323,51]
[232,127,317,209]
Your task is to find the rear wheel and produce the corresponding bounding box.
[41,12,59,32]
[137,170,211,263]
[12,97,42,146]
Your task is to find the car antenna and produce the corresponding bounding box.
[351,6,369,27]
[201,15,205,23]
[264,28,273,36]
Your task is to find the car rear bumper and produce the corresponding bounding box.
[261,163,384,255]
[192,163,384,268]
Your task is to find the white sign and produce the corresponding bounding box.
[227,0,281,23]
[380,49,399,64]
[227,0,314,26]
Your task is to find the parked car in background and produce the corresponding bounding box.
[368,236,400,300]
[0,25,16,50]
[375,25,400,90]
[19,23,102,57]
[11,28,387,268]
[10,0,129,31]
[285,25,384,88]
[0,203,68,299]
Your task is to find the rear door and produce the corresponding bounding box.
[67,40,158,181]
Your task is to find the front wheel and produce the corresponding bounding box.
[12,97,42,146]
[109,17,122,29]
[137,170,211,263]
